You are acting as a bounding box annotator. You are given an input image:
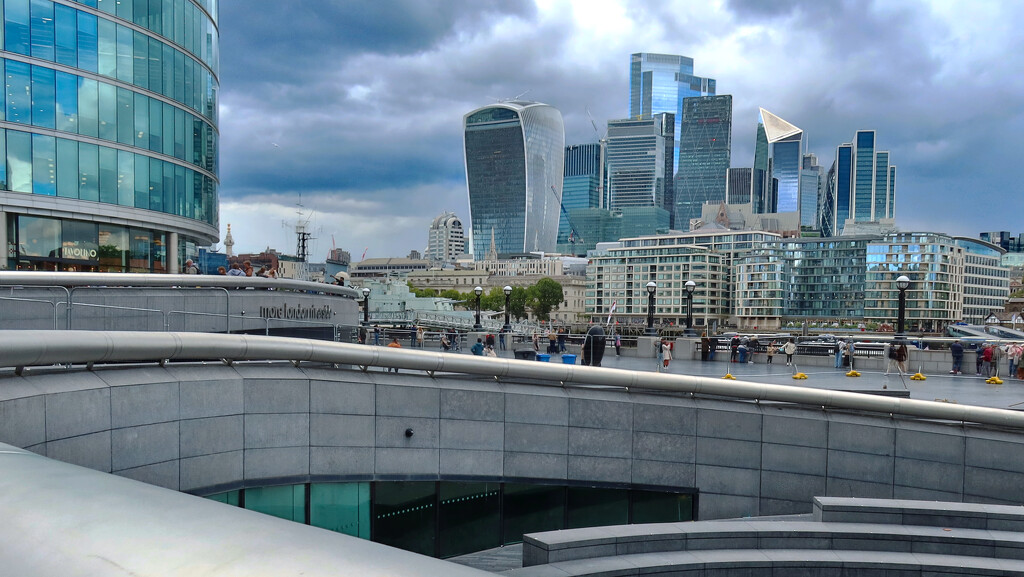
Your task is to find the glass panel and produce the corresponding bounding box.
[173,48,184,103]
[128,227,150,272]
[566,487,628,530]
[152,231,165,272]
[133,0,148,27]
[309,483,370,539]
[31,65,55,129]
[161,101,173,155]
[206,490,240,507]
[5,0,31,55]
[77,76,98,137]
[243,485,307,524]
[78,141,99,201]
[55,71,78,133]
[29,0,53,61]
[97,223,128,269]
[173,163,184,216]
[96,0,114,14]
[117,149,133,206]
[503,484,565,545]
[5,59,32,124]
[147,35,161,93]
[132,30,148,90]
[60,219,98,262]
[7,129,32,192]
[373,481,436,557]
[116,0,132,21]
[77,11,98,73]
[173,106,184,159]
[438,482,501,558]
[116,24,133,83]
[133,152,148,208]
[0,127,7,189]
[98,145,117,203]
[133,92,147,148]
[31,133,55,196]
[56,138,77,198]
[630,490,694,524]
[161,42,172,98]
[96,17,116,77]
[148,156,161,208]
[116,86,133,144]
[148,96,161,151]
[97,81,116,141]
[17,215,60,257]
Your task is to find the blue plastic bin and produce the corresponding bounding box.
[536,354,551,362]
[561,354,577,364]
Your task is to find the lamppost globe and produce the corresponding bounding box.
[896,275,910,290]
[361,287,370,298]
[685,280,696,294]
[646,281,657,295]
[473,286,483,330]
[361,287,371,325]
[502,286,513,332]
[895,275,910,338]
[645,281,658,335]
[503,285,512,296]
[684,280,696,334]
[474,286,483,296]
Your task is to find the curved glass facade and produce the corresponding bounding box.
[0,0,218,272]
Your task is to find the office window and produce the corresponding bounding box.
[56,138,78,198]
[7,129,32,192]
[29,0,54,61]
[6,60,32,124]
[78,141,99,201]
[309,483,370,539]
[5,0,31,55]
[98,145,117,203]
[55,71,78,132]
[244,485,307,524]
[31,133,56,196]
[373,482,436,557]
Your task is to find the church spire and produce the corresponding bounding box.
[486,227,498,261]
[224,224,234,257]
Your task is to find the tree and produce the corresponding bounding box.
[480,286,506,312]
[508,286,529,320]
[527,277,564,321]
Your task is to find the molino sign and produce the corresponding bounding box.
[259,303,333,320]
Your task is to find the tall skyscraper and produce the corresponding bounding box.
[799,153,823,230]
[726,168,752,205]
[559,143,602,245]
[822,131,896,236]
[0,0,220,272]
[752,108,803,214]
[463,101,564,258]
[606,113,674,215]
[628,52,716,178]
[426,212,465,264]
[674,95,732,229]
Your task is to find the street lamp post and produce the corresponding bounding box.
[895,275,910,339]
[361,287,370,325]
[503,285,512,332]
[645,281,657,336]
[684,280,696,335]
[473,286,483,330]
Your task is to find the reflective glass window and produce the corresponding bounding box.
[161,101,173,155]
[55,71,78,132]
[6,59,32,124]
[161,0,171,39]
[309,483,370,539]
[133,92,148,148]
[76,11,98,73]
[243,485,307,524]
[173,48,184,103]
[373,481,436,557]
[438,482,501,558]
[173,164,184,216]
[31,65,55,129]
[147,0,160,34]
[148,96,161,151]
[133,152,148,208]
[503,484,565,545]
[5,0,31,55]
[98,145,116,203]
[148,156,161,207]
[29,0,54,61]
[161,43,173,99]
[95,0,114,15]
[97,17,116,78]
[132,30,148,90]
[117,149,133,206]
[116,86,133,144]
[7,129,32,192]
[97,81,116,141]
[61,220,98,263]
[116,0,133,21]
[17,215,60,257]
[128,227,150,272]
[116,24,133,83]
[56,138,78,198]
[173,106,184,159]
[77,76,98,137]
[0,128,6,189]
[31,133,56,196]
[160,155,172,212]
[98,224,128,271]
[78,141,98,201]
[147,36,161,93]
[630,490,693,524]
[132,0,148,27]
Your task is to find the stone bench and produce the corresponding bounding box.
[814,496,1024,532]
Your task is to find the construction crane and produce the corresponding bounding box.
[551,185,583,245]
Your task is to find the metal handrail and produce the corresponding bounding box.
[0,271,361,299]
[2,330,1023,430]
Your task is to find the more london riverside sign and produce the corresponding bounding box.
[259,303,334,321]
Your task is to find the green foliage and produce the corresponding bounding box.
[1012,289,1024,298]
[439,289,462,301]
[527,277,564,321]
[406,282,439,298]
[508,286,529,320]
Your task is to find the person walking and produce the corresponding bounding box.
[614,332,621,356]
[416,326,424,349]
[949,340,964,375]
[730,336,739,363]
[498,328,506,351]
[981,344,993,377]
[471,338,485,356]
[834,340,845,369]
[766,341,776,364]
[373,325,381,346]
[990,343,1002,378]
[184,259,199,274]
[783,340,797,366]
[700,334,710,361]
[1009,343,1021,380]
[655,339,664,372]
[708,335,717,361]
[896,341,909,375]
[884,341,899,376]
[557,328,567,353]
[385,337,401,373]
[662,339,673,371]
[748,336,758,364]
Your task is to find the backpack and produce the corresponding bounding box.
[888,346,898,359]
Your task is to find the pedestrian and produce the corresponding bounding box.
[737,341,748,364]
[485,333,496,350]
[949,340,964,375]
[416,326,425,349]
[614,332,621,356]
[216,266,227,275]
[708,335,717,361]
[990,343,1002,378]
[440,333,450,351]
[976,345,985,376]
[499,328,506,351]
[766,341,776,364]
[662,338,673,371]
[730,336,739,362]
[655,339,664,372]
[471,338,485,356]
[884,341,899,376]
[386,337,401,373]
[243,260,254,277]
[783,340,797,366]
[557,328,567,353]
[896,341,909,374]
[748,336,758,364]
[981,344,993,377]
[547,331,558,354]
[184,259,199,274]
[532,332,540,352]
[700,334,710,361]
[834,340,845,369]
[226,263,245,277]
[484,344,497,357]
[1009,343,1021,380]
[373,324,381,346]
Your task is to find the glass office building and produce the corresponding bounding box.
[464,101,564,258]
[752,108,802,215]
[606,113,674,215]
[954,237,1009,325]
[674,95,731,230]
[558,143,601,248]
[0,0,219,272]
[825,131,896,235]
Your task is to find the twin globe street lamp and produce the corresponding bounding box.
[645,281,658,336]
[473,286,483,330]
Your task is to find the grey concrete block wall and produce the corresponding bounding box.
[5,363,1024,521]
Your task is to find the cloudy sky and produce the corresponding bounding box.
[216,0,1024,260]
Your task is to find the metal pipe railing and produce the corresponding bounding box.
[1,330,1023,430]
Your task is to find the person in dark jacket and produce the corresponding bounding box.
[949,340,964,375]
[581,325,606,367]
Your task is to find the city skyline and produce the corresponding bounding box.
[217,1,1024,259]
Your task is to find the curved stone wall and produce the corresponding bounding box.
[2,362,1024,519]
